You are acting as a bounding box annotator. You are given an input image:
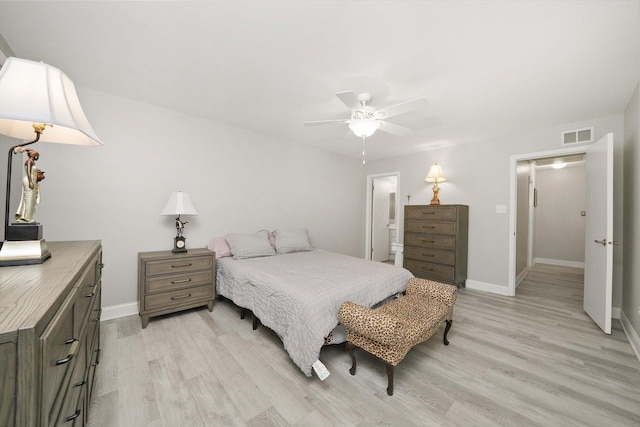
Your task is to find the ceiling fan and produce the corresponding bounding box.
[303,91,428,138]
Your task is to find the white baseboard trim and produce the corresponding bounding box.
[620,310,640,364]
[533,257,585,269]
[515,268,529,288]
[612,307,621,320]
[466,279,510,296]
[101,302,138,321]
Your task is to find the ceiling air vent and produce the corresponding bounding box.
[561,127,594,145]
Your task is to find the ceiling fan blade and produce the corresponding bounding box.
[378,121,412,137]
[303,119,350,127]
[336,91,361,111]
[378,97,428,119]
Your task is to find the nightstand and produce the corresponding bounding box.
[138,248,215,328]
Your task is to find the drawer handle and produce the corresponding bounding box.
[421,240,435,243]
[422,226,435,229]
[95,348,101,365]
[422,254,434,257]
[85,291,95,298]
[422,268,435,271]
[421,212,436,215]
[171,293,192,301]
[66,409,81,422]
[171,278,192,284]
[172,263,192,268]
[74,380,86,387]
[99,262,105,269]
[57,340,79,365]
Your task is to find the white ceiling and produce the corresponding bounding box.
[0,1,638,161]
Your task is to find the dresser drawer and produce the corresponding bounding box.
[145,256,213,276]
[405,234,456,250]
[145,270,213,293]
[404,247,455,265]
[55,333,87,426]
[404,260,455,282]
[40,290,79,425]
[144,285,214,311]
[405,205,456,221]
[405,221,456,235]
[76,262,99,329]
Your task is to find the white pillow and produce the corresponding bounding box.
[226,230,276,259]
[273,229,313,254]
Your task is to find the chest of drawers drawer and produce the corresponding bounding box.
[404,247,456,265]
[404,234,456,251]
[138,249,216,328]
[404,260,455,282]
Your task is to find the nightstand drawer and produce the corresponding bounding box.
[405,234,456,250]
[404,260,455,282]
[145,270,213,293]
[405,221,456,235]
[144,285,214,311]
[404,247,455,265]
[405,205,456,221]
[145,256,213,276]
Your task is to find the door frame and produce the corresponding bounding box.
[365,171,400,260]
[508,146,588,296]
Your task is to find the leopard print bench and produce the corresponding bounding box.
[338,277,457,395]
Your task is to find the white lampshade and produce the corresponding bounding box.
[425,162,447,183]
[0,57,102,146]
[160,191,199,216]
[349,117,381,138]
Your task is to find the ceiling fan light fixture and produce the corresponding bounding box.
[349,117,381,137]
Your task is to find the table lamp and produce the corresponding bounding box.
[0,57,102,265]
[160,191,198,253]
[425,162,447,205]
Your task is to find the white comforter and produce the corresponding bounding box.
[216,249,413,376]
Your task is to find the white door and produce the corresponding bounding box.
[583,133,614,334]
[371,180,390,261]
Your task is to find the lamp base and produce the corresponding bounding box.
[0,239,51,266]
[430,184,441,205]
[6,223,43,241]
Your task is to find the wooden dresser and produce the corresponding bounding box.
[138,248,215,328]
[403,205,469,287]
[0,240,103,426]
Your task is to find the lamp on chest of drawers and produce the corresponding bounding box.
[160,191,198,253]
[0,57,103,266]
[425,162,447,205]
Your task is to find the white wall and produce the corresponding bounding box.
[365,114,624,297]
[623,82,640,354]
[0,87,365,309]
[533,165,586,265]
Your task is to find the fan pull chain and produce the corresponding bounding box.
[362,136,366,165]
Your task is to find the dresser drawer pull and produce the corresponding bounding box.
[421,212,436,215]
[66,409,81,422]
[99,262,105,269]
[65,338,77,345]
[171,293,192,301]
[421,240,435,243]
[85,291,96,298]
[422,226,435,229]
[171,278,192,284]
[74,380,86,387]
[422,254,435,257]
[421,268,435,272]
[56,353,74,365]
[172,263,192,268]
[95,348,102,365]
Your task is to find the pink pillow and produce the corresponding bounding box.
[206,236,232,259]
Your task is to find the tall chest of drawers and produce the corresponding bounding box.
[138,248,215,328]
[0,240,103,426]
[403,205,469,287]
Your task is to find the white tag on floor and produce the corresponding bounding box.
[312,360,330,380]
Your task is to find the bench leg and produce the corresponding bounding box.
[386,363,394,396]
[444,319,453,345]
[346,341,357,375]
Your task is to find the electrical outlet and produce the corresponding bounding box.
[496,205,507,214]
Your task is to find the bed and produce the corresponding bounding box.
[211,230,413,377]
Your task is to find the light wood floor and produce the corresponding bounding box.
[88,264,640,426]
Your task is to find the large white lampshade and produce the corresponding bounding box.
[160,191,199,216]
[0,57,102,146]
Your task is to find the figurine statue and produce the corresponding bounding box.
[175,216,188,237]
[14,147,45,223]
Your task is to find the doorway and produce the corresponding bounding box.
[365,172,400,262]
[508,146,588,296]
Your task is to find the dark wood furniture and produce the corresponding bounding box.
[0,240,103,426]
[138,248,215,328]
[403,204,469,287]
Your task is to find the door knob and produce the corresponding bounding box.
[594,239,607,246]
